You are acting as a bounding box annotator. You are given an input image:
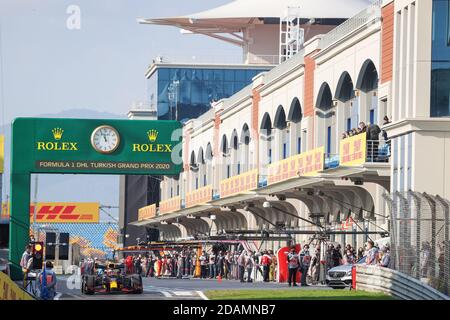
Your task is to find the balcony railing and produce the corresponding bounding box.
[318,0,382,50]
[366,140,391,163]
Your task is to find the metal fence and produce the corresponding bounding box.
[383,191,450,295]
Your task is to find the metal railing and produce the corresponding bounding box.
[318,0,382,50]
[366,139,391,163]
[149,54,278,66]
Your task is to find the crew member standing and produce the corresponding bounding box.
[299,244,311,286]
[261,250,272,282]
[287,247,300,287]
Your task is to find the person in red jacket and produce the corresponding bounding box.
[261,250,272,282]
[125,255,133,274]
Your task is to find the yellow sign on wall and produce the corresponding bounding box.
[339,134,367,166]
[0,135,4,174]
[138,204,157,221]
[159,196,181,215]
[267,147,324,185]
[1,202,100,223]
[219,169,258,198]
[185,185,212,208]
[0,271,34,300]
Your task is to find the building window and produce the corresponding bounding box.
[370,109,375,125]
[196,178,199,189]
[283,143,287,159]
[268,149,272,164]
[203,174,207,186]
[347,118,351,131]
[297,137,301,154]
[431,0,450,117]
[227,165,231,178]
[170,187,173,198]
[237,162,241,174]
[177,185,179,196]
[327,126,332,154]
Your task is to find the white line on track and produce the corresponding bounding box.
[196,290,209,300]
[160,290,173,298]
[54,293,62,300]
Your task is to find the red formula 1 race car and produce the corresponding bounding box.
[81,262,143,295]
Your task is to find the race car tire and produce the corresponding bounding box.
[84,275,96,295]
[130,274,143,294]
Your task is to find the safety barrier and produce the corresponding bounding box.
[0,271,34,300]
[355,264,449,300]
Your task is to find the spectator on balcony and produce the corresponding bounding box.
[342,132,349,139]
[383,116,391,125]
[358,122,367,133]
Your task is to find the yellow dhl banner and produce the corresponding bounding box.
[268,147,324,185]
[0,271,34,300]
[0,135,4,174]
[185,185,212,208]
[159,196,181,215]
[219,169,258,198]
[0,202,99,223]
[138,204,157,221]
[339,133,367,166]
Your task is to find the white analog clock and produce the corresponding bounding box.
[90,125,120,154]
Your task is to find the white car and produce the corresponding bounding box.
[325,256,366,289]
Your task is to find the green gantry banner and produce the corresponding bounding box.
[9,118,182,279]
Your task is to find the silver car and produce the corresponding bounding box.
[325,256,366,289]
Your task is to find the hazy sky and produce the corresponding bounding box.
[0,0,239,126]
[0,0,238,218]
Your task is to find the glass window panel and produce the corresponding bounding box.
[213,69,224,81]
[203,69,214,81]
[158,68,170,81]
[235,70,246,82]
[224,70,234,81]
[191,69,202,81]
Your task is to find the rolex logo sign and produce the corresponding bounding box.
[132,129,172,153]
[36,128,78,151]
[52,128,64,140]
[147,129,158,142]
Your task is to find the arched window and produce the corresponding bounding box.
[287,97,303,154]
[356,59,379,125]
[260,113,273,165]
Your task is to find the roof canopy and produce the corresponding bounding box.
[138,0,372,31]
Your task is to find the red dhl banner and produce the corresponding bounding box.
[185,185,212,208]
[138,204,156,221]
[268,147,324,185]
[159,196,181,215]
[340,133,366,166]
[219,169,258,199]
[0,202,99,223]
